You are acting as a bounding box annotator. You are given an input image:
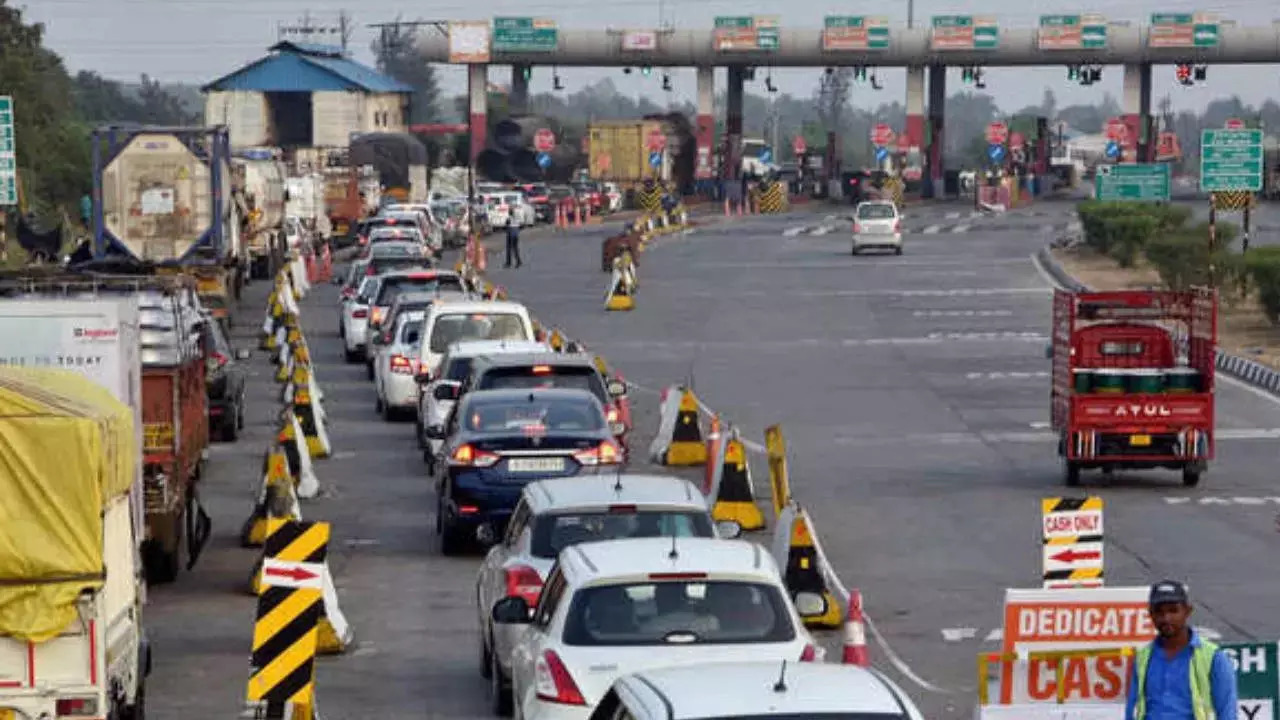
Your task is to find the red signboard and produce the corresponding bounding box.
[646,128,667,151]
[1009,131,1025,150]
[871,123,895,146]
[1105,118,1127,143]
[534,128,556,152]
[985,121,1009,145]
[1224,118,1245,130]
[792,135,807,155]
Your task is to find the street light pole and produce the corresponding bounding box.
[908,0,914,29]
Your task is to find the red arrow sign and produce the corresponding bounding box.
[1050,548,1101,564]
[265,565,320,582]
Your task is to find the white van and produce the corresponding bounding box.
[413,299,536,380]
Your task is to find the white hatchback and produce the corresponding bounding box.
[589,661,926,720]
[341,275,378,361]
[476,475,742,715]
[851,200,903,255]
[493,537,829,720]
[413,300,537,383]
[373,309,426,420]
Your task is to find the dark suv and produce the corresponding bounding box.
[200,313,249,441]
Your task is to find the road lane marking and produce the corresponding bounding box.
[945,211,962,220]
[597,333,1049,352]
[812,226,832,236]
[912,309,1015,317]
[1164,496,1280,506]
[952,224,971,233]
[964,371,1051,380]
[922,224,942,234]
[834,428,1280,447]
[782,226,808,237]
[941,627,977,641]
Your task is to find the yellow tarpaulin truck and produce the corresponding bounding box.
[588,120,672,186]
[0,367,149,720]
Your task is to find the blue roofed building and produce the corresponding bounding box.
[202,41,413,149]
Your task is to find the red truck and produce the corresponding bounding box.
[1050,288,1217,487]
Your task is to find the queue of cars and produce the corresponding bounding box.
[333,251,926,720]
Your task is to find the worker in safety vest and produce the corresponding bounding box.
[1125,581,1236,720]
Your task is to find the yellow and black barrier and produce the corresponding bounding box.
[710,431,766,531]
[783,512,843,629]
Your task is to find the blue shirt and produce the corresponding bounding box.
[1125,630,1237,720]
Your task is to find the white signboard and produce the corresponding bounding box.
[622,30,658,50]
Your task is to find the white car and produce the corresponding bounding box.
[341,275,378,361]
[416,339,551,471]
[493,537,829,720]
[588,661,927,720]
[373,309,426,421]
[602,183,623,213]
[851,200,903,255]
[413,299,537,382]
[477,475,742,715]
[482,193,512,228]
[502,192,538,227]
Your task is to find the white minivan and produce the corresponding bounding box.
[413,299,537,382]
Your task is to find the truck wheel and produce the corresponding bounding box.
[121,682,146,720]
[1182,465,1203,487]
[220,408,239,442]
[1063,460,1081,487]
[142,512,185,584]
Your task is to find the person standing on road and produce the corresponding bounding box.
[504,216,522,269]
[1125,581,1236,720]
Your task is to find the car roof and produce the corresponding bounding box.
[857,200,897,207]
[461,387,600,406]
[616,662,913,719]
[558,537,776,588]
[523,474,707,516]
[393,291,448,306]
[369,241,425,255]
[472,351,596,371]
[447,340,550,357]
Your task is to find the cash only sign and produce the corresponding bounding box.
[978,587,1280,719]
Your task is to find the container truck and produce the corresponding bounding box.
[231,148,288,281]
[91,125,244,324]
[1049,288,1217,487]
[0,270,213,583]
[0,366,151,720]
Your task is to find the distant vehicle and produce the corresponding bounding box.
[589,661,927,720]
[425,388,622,554]
[366,290,466,381]
[413,299,537,379]
[851,201,903,256]
[373,309,427,421]
[200,310,250,441]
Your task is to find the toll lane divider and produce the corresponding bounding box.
[243,256,353,668]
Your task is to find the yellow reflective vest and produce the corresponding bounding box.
[1133,639,1219,720]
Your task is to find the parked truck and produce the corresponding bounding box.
[231,148,288,281]
[1050,288,1217,487]
[0,366,151,720]
[0,271,212,582]
[91,125,243,324]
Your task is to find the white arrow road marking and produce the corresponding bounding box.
[941,628,978,642]
[912,309,1014,317]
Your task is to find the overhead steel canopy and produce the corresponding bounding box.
[417,25,1280,67]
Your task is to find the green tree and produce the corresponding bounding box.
[372,17,441,124]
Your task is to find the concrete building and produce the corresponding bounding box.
[202,41,413,149]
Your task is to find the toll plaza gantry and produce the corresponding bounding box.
[418,14,1280,193]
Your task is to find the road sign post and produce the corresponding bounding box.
[1041,497,1104,589]
[1094,163,1171,202]
[646,128,667,152]
[492,17,559,52]
[985,121,1009,145]
[792,135,806,156]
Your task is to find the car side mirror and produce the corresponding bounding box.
[491,596,533,625]
[415,371,432,385]
[794,591,829,619]
[607,380,627,398]
[235,348,251,361]
[715,520,742,539]
[424,424,444,439]
[433,384,458,401]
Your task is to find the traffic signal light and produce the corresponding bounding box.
[1067,65,1079,81]
[1176,63,1193,85]
[641,65,652,76]
[854,66,868,81]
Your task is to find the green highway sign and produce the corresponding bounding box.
[1200,128,1263,192]
[492,17,558,52]
[823,16,891,51]
[0,95,15,206]
[931,15,998,50]
[1224,642,1279,720]
[1094,163,1171,202]
[1149,12,1219,48]
[713,16,779,51]
[715,16,752,29]
[1038,14,1108,50]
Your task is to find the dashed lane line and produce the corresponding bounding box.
[952,224,971,233]
[834,428,1280,447]
[922,224,942,234]
[913,310,1015,317]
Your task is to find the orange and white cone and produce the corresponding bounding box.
[841,589,870,667]
[703,415,722,495]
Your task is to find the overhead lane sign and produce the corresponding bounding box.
[492,17,559,53]
[447,21,491,63]
[822,16,890,51]
[1041,496,1104,588]
[930,15,1000,51]
[1149,12,1219,48]
[1037,14,1108,50]
[713,16,780,52]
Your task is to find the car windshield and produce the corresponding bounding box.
[531,511,713,559]
[563,581,795,646]
[369,259,431,276]
[857,204,897,220]
[478,366,607,404]
[375,276,464,306]
[370,243,425,258]
[463,395,604,433]
[370,228,423,243]
[429,313,528,353]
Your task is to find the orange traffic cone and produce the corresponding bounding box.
[841,589,870,667]
[704,415,723,495]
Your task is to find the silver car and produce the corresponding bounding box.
[851,200,903,255]
[374,310,426,421]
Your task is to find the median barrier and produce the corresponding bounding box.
[707,428,766,531]
[604,252,637,311]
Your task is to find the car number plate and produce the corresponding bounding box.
[508,458,565,473]
[1129,434,1152,447]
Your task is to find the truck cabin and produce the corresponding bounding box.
[1072,323,1175,370]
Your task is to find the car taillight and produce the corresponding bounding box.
[56,696,99,716]
[800,644,818,662]
[573,440,620,466]
[371,308,386,325]
[352,308,368,319]
[359,236,369,246]
[853,222,862,234]
[894,219,902,233]
[451,443,500,467]
[535,650,586,706]
[365,264,376,275]
[207,352,228,369]
[605,406,619,424]
[505,564,543,607]
[390,354,416,375]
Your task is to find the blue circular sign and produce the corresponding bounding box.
[537,152,552,169]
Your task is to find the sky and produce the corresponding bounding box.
[21,0,1280,116]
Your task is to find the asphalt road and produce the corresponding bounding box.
[138,200,1280,720]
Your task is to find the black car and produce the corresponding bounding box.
[201,313,250,441]
[425,388,621,555]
